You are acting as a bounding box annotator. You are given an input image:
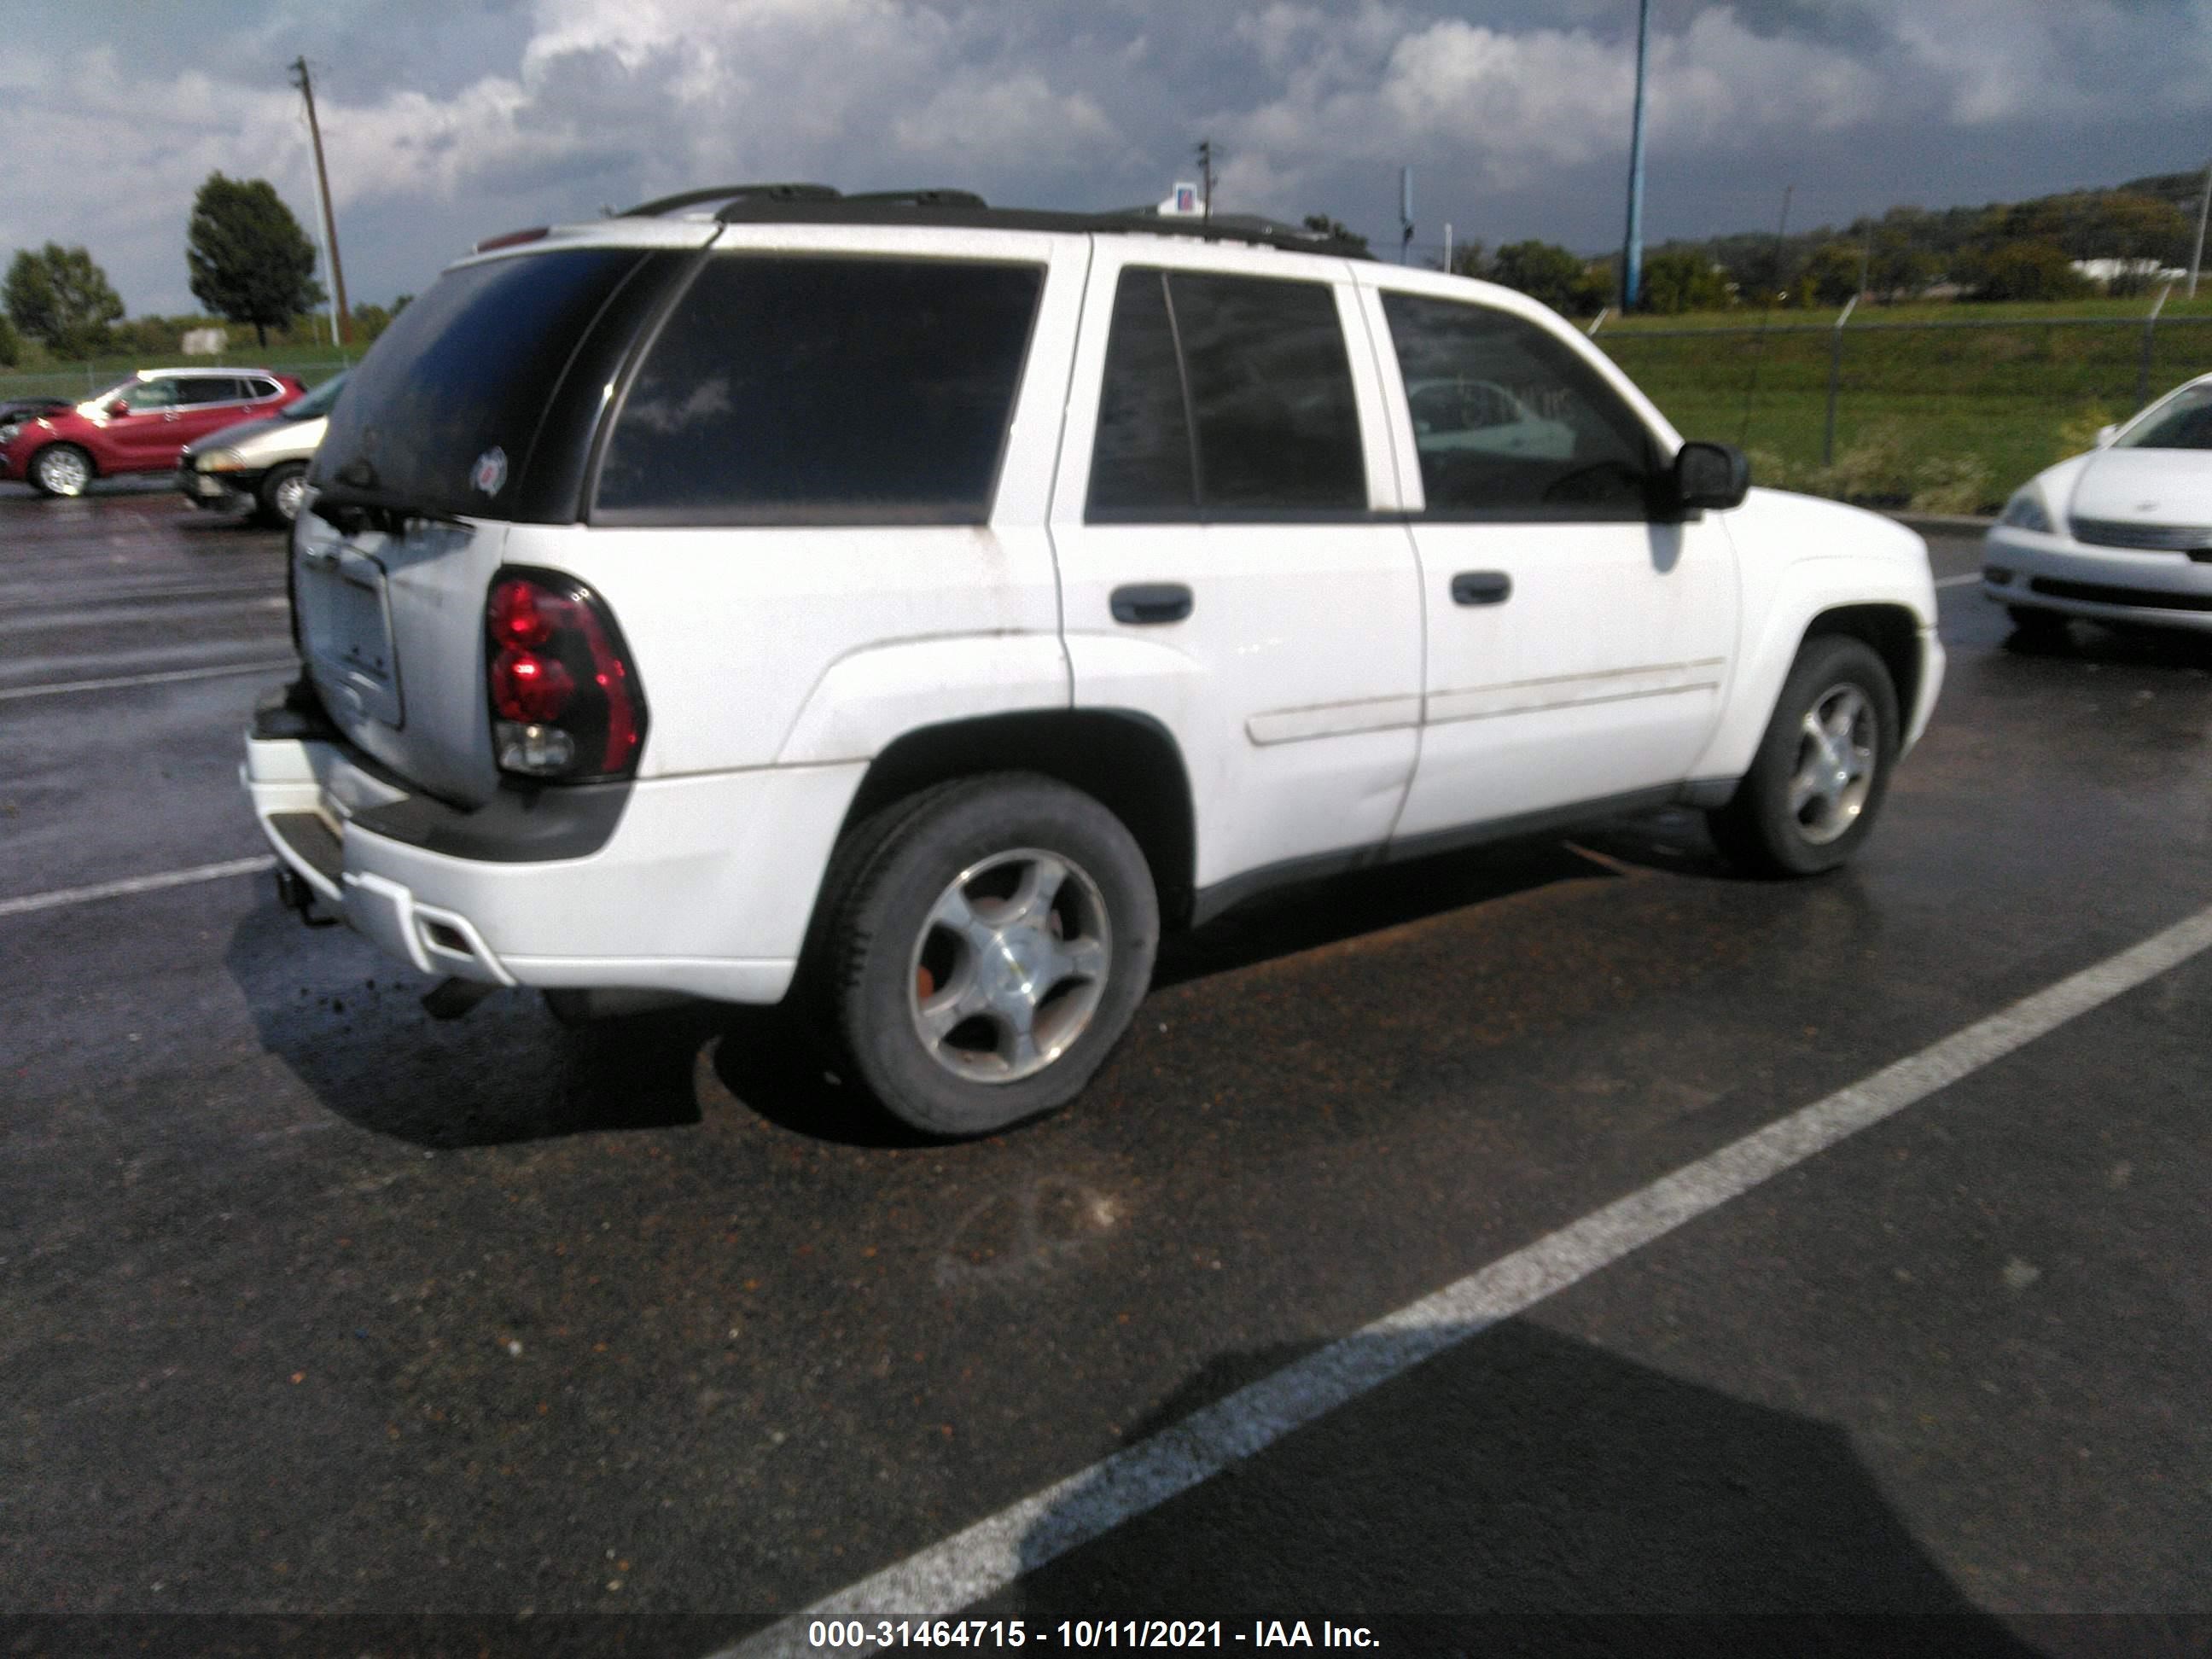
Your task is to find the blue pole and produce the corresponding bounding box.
[1621,0,1650,310]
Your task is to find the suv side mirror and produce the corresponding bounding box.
[2095,424,2118,448]
[105,399,131,417]
[1671,440,1750,513]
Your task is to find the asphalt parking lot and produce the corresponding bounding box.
[3,482,2210,1654]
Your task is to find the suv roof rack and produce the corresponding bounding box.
[613,183,1371,259]
[620,183,841,217]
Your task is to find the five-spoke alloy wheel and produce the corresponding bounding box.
[824,773,1159,1138]
[1708,635,1900,876]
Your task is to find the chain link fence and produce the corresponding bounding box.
[1,348,352,405]
[1593,313,2212,514]
[13,312,2209,516]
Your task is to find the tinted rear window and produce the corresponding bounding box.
[314,247,644,518]
[594,255,1043,523]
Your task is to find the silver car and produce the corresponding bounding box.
[179,371,347,526]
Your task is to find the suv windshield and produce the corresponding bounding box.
[313,247,646,518]
[282,371,349,421]
[2116,384,2212,451]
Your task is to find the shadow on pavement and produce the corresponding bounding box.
[1003,1321,2043,1653]
[222,826,1654,1150]
[1998,615,2212,672]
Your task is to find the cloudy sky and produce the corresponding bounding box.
[7,0,2210,317]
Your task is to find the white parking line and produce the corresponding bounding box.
[0,659,295,702]
[0,856,276,919]
[727,899,2212,1653]
[1934,573,1982,588]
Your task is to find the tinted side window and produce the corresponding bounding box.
[1381,292,1656,518]
[1170,271,1365,512]
[597,256,1043,523]
[1088,269,1196,517]
[125,379,180,410]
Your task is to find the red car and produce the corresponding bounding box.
[2,367,306,498]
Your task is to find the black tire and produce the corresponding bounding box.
[257,462,309,527]
[1707,635,1901,877]
[27,443,93,498]
[2005,605,2070,648]
[824,772,1159,1138]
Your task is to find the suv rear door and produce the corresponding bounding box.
[1048,242,1422,904]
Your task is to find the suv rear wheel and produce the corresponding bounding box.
[28,443,93,498]
[824,773,1159,1138]
[1707,635,1900,876]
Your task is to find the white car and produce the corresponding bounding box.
[243,188,1943,1137]
[1983,374,2212,638]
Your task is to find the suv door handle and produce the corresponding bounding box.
[1450,570,1512,606]
[1110,583,1194,626]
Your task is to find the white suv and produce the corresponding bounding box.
[243,186,1943,1137]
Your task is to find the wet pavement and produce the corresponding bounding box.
[3,487,2210,1650]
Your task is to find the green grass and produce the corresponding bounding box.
[1598,315,2212,510]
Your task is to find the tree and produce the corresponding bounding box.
[1960,239,2092,302]
[1798,241,1864,308]
[1301,214,1371,256]
[1487,240,1588,315]
[0,310,19,367]
[1637,249,1731,314]
[186,172,323,348]
[4,243,125,357]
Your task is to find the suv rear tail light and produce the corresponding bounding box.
[485,571,646,781]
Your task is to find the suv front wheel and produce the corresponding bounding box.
[824,773,1160,1138]
[1707,634,1901,876]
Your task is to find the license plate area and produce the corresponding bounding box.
[300,544,405,729]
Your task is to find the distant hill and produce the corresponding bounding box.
[1634,166,2205,305]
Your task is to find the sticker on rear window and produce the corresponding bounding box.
[472,446,508,497]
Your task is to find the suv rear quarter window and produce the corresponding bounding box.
[593,254,1045,525]
[313,246,649,520]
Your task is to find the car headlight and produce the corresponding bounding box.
[199,448,249,473]
[1999,488,2052,533]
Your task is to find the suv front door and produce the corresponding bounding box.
[1050,246,1422,910]
[101,376,191,470]
[1361,276,1739,845]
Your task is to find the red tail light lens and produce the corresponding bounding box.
[484,573,646,781]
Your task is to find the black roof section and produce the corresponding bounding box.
[613,183,1372,260]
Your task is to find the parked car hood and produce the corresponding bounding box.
[2064,448,2212,527]
[192,411,329,466]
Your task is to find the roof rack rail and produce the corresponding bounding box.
[621,183,841,218]
[830,189,989,211]
[706,198,1371,259]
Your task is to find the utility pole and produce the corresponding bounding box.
[2190,158,2211,300]
[291,56,350,344]
[1399,166,1414,265]
[1195,139,1214,223]
[1444,221,1453,273]
[1620,0,1651,310]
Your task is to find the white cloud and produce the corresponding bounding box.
[5,1,2211,316]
